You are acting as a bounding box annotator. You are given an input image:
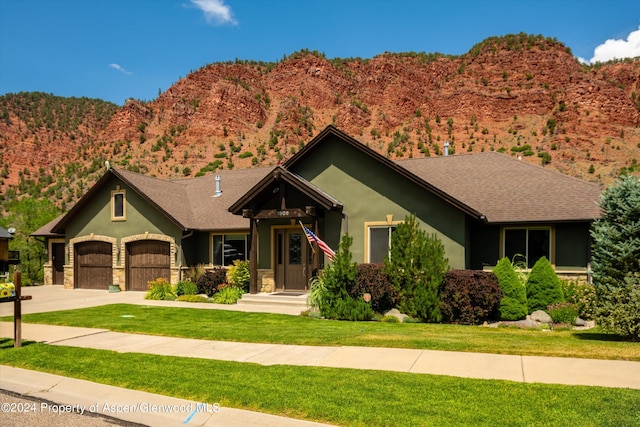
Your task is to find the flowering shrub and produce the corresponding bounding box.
[145,278,176,300]
[547,302,579,324]
[0,282,15,298]
[561,280,596,320]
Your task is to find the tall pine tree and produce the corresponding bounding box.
[385,214,448,322]
[590,175,640,340]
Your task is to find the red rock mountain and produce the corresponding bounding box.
[1,34,639,207]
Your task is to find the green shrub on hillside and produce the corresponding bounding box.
[526,256,564,313]
[492,258,528,320]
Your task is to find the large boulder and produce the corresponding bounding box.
[530,310,553,324]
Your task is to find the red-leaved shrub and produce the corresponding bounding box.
[350,264,398,313]
[440,270,502,324]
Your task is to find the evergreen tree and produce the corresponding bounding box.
[525,256,564,313]
[591,176,640,291]
[318,234,374,321]
[385,214,448,322]
[493,257,528,320]
[590,175,640,340]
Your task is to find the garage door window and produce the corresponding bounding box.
[213,234,247,266]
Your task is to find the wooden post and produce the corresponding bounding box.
[249,218,258,294]
[13,271,21,348]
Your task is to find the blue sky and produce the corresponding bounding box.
[1,0,639,106]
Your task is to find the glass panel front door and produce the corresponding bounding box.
[275,229,309,292]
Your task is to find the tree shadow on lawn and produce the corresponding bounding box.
[572,331,634,342]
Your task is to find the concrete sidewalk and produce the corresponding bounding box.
[2,322,639,389]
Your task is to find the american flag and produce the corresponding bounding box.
[301,223,336,261]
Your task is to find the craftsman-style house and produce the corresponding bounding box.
[33,125,602,292]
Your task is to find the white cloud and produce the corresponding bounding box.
[109,63,132,75]
[582,26,640,64]
[190,0,237,25]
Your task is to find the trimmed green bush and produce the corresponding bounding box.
[327,297,375,321]
[213,285,244,304]
[176,295,212,303]
[492,258,528,320]
[440,270,503,324]
[175,279,198,297]
[526,256,564,313]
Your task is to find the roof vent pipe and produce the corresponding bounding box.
[444,141,450,156]
[213,175,222,198]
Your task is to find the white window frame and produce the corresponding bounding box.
[111,188,126,221]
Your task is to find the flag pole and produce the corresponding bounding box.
[299,220,316,254]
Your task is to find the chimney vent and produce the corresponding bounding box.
[213,175,222,197]
[444,141,450,156]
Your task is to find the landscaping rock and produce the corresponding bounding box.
[530,310,553,324]
[574,317,586,327]
[384,308,409,323]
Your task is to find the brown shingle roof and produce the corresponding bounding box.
[397,152,602,223]
[116,167,272,230]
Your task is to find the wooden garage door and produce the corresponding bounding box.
[75,241,112,289]
[126,240,170,291]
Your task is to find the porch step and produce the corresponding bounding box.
[238,293,309,309]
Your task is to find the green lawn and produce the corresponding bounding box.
[4,303,639,360]
[1,340,638,427]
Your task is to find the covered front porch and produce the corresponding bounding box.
[229,166,343,294]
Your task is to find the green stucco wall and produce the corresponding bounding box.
[65,177,184,262]
[290,136,468,269]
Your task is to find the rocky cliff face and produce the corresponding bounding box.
[2,34,639,203]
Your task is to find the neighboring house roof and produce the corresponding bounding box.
[0,226,12,239]
[31,214,66,237]
[397,152,603,223]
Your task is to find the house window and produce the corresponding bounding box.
[213,234,248,266]
[111,189,126,221]
[368,226,396,264]
[503,227,551,268]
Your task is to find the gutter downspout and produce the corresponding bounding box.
[179,230,195,281]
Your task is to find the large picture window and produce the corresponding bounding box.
[213,234,247,266]
[503,227,551,268]
[368,226,396,264]
[111,189,126,221]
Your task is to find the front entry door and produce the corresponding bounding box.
[275,229,310,292]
